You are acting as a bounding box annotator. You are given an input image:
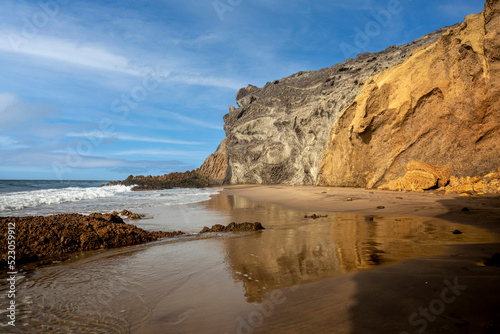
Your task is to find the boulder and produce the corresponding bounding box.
[379,161,450,192]
[200,222,265,233]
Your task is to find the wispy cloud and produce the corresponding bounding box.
[0,92,56,129]
[113,149,209,157]
[160,110,222,130]
[0,135,28,150]
[0,34,140,76]
[66,132,204,146]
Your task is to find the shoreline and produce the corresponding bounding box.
[2,185,499,333]
[223,184,500,235]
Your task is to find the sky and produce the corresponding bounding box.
[0,0,486,180]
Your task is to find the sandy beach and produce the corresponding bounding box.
[2,185,499,333]
[223,185,500,333]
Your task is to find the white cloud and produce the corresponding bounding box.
[160,110,222,130]
[114,149,209,157]
[0,34,141,76]
[66,132,204,146]
[0,92,56,128]
[0,92,16,111]
[0,135,28,150]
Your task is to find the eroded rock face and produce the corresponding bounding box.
[0,213,184,267]
[197,138,227,182]
[223,26,454,185]
[319,3,500,188]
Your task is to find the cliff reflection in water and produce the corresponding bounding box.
[205,194,495,303]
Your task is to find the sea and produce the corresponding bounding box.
[0,179,221,218]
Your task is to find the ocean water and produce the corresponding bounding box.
[0,180,221,217]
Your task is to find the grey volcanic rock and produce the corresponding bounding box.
[223,25,457,185]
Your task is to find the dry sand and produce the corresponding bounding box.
[222,185,500,334]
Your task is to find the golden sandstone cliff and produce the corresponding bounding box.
[197,138,227,182]
[318,0,500,188]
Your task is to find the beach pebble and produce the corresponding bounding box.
[377,206,385,209]
[347,198,353,201]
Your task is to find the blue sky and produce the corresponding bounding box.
[0,0,486,180]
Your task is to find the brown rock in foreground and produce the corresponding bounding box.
[199,222,265,233]
[319,2,500,188]
[0,213,184,268]
[379,161,451,192]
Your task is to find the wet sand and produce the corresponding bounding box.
[1,186,499,333]
[223,185,500,333]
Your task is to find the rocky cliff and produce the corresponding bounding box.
[318,1,500,188]
[222,25,456,185]
[197,138,227,182]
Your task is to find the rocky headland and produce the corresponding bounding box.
[104,138,227,190]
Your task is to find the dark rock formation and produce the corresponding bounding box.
[105,171,212,190]
[304,214,328,219]
[222,25,456,185]
[104,141,226,190]
[199,222,265,233]
[319,2,500,188]
[0,213,184,268]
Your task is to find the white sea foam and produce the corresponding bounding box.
[0,185,133,212]
[0,185,222,216]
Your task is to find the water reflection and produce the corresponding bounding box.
[204,194,496,303]
[0,192,495,333]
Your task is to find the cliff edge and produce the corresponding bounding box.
[222,25,455,185]
[318,0,500,188]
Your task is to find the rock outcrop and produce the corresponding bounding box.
[105,171,212,190]
[0,213,184,268]
[105,141,226,190]
[444,166,500,196]
[379,161,451,192]
[197,138,227,182]
[222,26,456,185]
[199,222,265,233]
[379,163,500,195]
[318,2,500,188]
